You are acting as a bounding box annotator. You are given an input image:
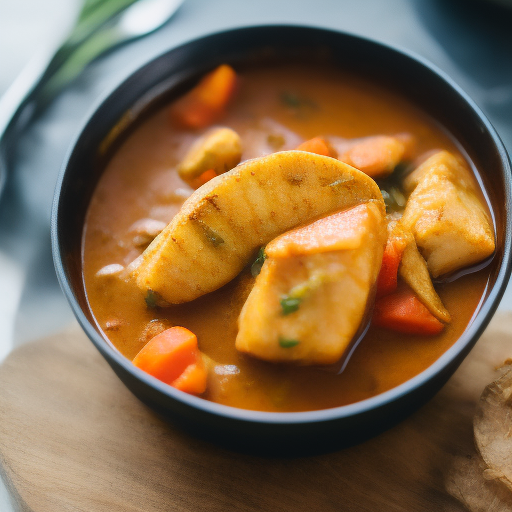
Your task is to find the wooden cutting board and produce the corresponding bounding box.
[1,314,511,512]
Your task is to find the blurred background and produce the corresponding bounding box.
[0,0,511,509]
[0,0,79,97]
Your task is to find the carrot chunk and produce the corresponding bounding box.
[296,137,335,157]
[376,236,407,298]
[339,135,414,178]
[372,288,445,335]
[132,326,207,394]
[189,168,217,189]
[170,64,237,129]
[172,362,208,395]
[267,203,377,258]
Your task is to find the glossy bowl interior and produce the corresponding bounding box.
[52,25,512,455]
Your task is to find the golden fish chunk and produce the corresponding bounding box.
[236,203,386,365]
[401,151,495,277]
[178,127,242,185]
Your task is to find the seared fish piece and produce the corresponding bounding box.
[236,203,386,365]
[134,151,385,304]
[401,151,495,277]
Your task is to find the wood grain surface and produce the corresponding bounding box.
[1,314,511,512]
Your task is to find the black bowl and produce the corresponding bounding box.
[51,25,512,455]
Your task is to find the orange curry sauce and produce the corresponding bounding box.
[82,65,491,412]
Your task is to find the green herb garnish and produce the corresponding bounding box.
[280,92,302,108]
[280,296,302,315]
[285,272,327,300]
[279,337,300,348]
[279,92,318,116]
[145,290,159,309]
[251,246,267,277]
[380,189,392,210]
[380,186,406,213]
[376,160,410,213]
[201,224,225,247]
[390,162,412,183]
[192,217,225,247]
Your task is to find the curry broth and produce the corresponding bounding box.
[82,65,490,412]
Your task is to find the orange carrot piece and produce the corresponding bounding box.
[133,326,207,394]
[267,203,374,258]
[170,64,237,129]
[372,288,445,335]
[189,168,217,189]
[376,236,407,298]
[172,361,207,395]
[339,135,411,178]
[296,137,335,157]
[395,132,416,160]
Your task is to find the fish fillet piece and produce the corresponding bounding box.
[133,151,385,304]
[401,151,495,277]
[236,203,386,365]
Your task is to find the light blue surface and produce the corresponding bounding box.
[0,0,511,509]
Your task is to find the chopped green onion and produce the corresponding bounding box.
[192,218,225,247]
[202,224,225,247]
[251,246,267,277]
[381,189,392,209]
[145,290,158,309]
[280,92,302,108]
[279,92,317,114]
[280,296,302,315]
[286,272,328,302]
[381,186,406,213]
[391,162,412,183]
[279,337,300,348]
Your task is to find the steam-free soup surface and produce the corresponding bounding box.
[83,65,490,412]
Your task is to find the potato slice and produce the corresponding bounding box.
[178,127,242,185]
[236,203,386,365]
[402,151,495,277]
[133,151,385,304]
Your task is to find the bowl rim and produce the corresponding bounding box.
[51,23,512,426]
